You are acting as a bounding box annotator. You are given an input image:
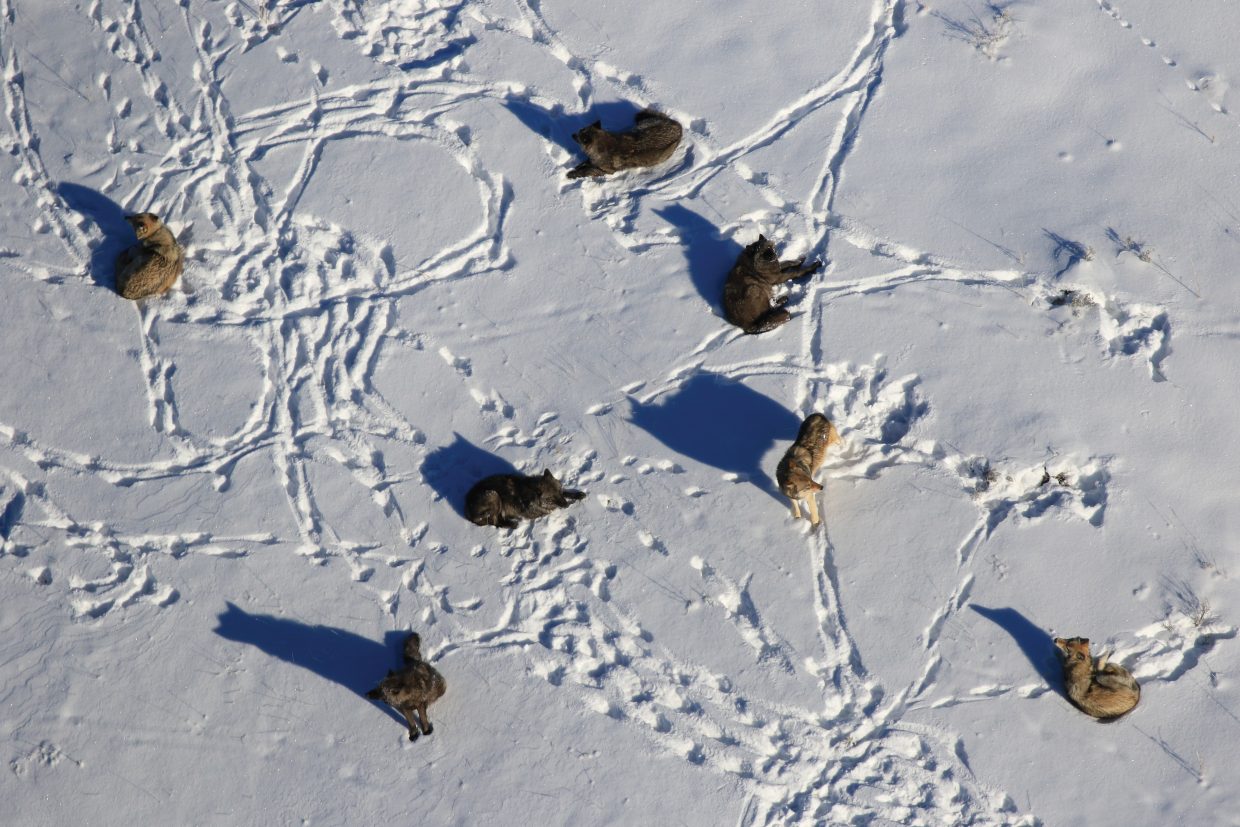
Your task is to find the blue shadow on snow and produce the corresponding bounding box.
[55,182,132,291]
[969,604,1066,699]
[420,432,520,519]
[628,374,799,502]
[213,602,409,725]
[653,204,740,317]
[501,97,644,158]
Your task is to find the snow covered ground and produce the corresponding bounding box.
[3,0,1239,824]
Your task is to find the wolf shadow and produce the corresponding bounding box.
[213,602,409,725]
[654,204,740,317]
[970,604,1067,700]
[501,97,644,156]
[55,182,131,291]
[420,433,521,519]
[629,374,799,503]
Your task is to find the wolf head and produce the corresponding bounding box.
[797,413,831,443]
[745,234,779,268]
[572,120,605,149]
[538,469,585,507]
[538,468,567,501]
[404,632,423,662]
[125,212,163,240]
[1054,636,1090,663]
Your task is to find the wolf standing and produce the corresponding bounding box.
[776,413,841,526]
[367,633,448,741]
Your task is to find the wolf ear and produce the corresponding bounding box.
[542,468,557,483]
[757,234,768,244]
[591,120,602,129]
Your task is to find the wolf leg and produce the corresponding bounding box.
[417,703,433,736]
[807,494,821,526]
[400,706,421,741]
[567,162,607,179]
[777,259,823,283]
[789,498,802,520]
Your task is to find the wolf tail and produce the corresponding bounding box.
[743,308,793,335]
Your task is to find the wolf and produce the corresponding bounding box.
[567,109,683,179]
[776,413,841,526]
[114,212,183,300]
[723,235,822,334]
[367,633,448,742]
[1054,636,1140,720]
[464,469,586,528]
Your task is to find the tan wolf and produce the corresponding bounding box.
[114,212,183,300]
[367,633,448,741]
[465,469,586,528]
[1054,636,1140,720]
[723,235,822,334]
[567,109,683,179]
[776,413,841,526]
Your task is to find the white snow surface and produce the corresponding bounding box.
[3,0,1240,824]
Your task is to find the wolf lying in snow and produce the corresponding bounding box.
[723,235,822,334]
[465,469,586,528]
[114,212,183,300]
[1054,636,1140,720]
[567,109,683,179]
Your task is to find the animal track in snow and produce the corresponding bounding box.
[331,0,475,71]
[1118,612,1237,685]
[2,0,515,597]
[690,556,795,674]
[1035,280,1172,382]
[1098,297,1172,382]
[1095,0,1233,128]
[0,0,1196,822]
[10,741,82,778]
[963,456,1111,535]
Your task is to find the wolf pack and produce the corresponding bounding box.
[110,107,1137,742]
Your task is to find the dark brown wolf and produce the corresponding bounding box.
[1054,637,1140,720]
[776,413,841,526]
[464,469,586,528]
[114,212,183,300]
[367,633,448,741]
[567,109,683,179]
[723,235,822,334]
